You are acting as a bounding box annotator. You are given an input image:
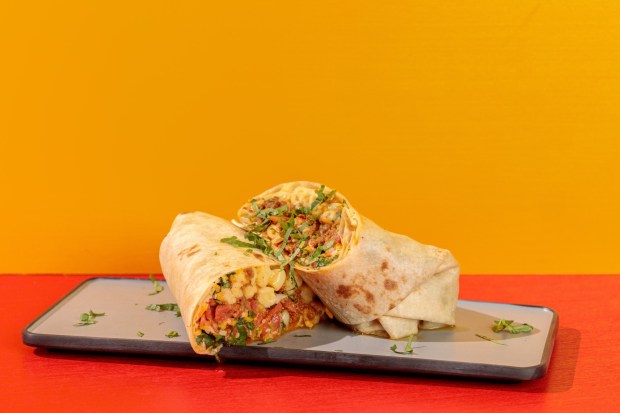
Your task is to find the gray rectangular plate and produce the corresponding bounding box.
[23,277,558,380]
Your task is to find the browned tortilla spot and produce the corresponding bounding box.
[363,289,375,304]
[386,245,392,252]
[384,279,397,290]
[177,244,200,257]
[336,284,355,298]
[381,260,389,271]
[388,303,396,310]
[353,303,371,314]
[252,253,263,260]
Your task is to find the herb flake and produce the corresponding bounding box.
[145,303,181,317]
[389,334,417,355]
[148,274,164,296]
[165,331,179,338]
[492,319,534,334]
[74,310,106,326]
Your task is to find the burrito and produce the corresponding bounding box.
[159,211,325,355]
[234,182,460,339]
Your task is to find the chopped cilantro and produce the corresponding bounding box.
[216,277,231,289]
[492,319,534,334]
[196,334,213,346]
[228,323,248,346]
[226,184,341,291]
[221,236,255,249]
[137,331,144,337]
[148,274,164,296]
[145,303,181,317]
[165,331,179,338]
[310,185,336,211]
[389,335,417,355]
[74,310,105,326]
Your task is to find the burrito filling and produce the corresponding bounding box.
[194,266,324,351]
[232,185,348,278]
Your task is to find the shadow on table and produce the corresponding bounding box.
[219,327,580,393]
[32,327,579,393]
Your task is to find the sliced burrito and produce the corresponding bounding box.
[233,182,460,339]
[159,211,325,355]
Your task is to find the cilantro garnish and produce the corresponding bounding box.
[226,318,256,346]
[196,334,213,346]
[137,331,144,337]
[294,334,312,337]
[492,319,534,334]
[148,274,164,296]
[74,310,105,326]
[165,331,179,338]
[223,184,340,291]
[145,303,181,317]
[310,185,336,211]
[217,276,232,289]
[389,334,417,355]
[220,236,256,249]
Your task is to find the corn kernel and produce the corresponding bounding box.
[257,286,277,308]
[243,284,257,299]
[269,269,286,290]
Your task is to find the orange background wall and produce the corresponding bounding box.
[2,1,619,274]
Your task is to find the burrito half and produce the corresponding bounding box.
[159,211,325,355]
[234,182,460,339]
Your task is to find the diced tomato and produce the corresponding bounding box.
[214,303,242,324]
[255,303,282,336]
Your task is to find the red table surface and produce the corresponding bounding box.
[2,274,619,412]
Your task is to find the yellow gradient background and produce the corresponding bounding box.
[1,2,619,274]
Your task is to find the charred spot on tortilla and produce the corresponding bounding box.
[336,284,355,298]
[252,253,264,260]
[352,272,366,284]
[353,303,372,314]
[384,279,397,291]
[178,243,200,258]
[381,260,389,271]
[363,289,375,304]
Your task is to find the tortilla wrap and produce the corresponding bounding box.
[236,182,460,338]
[159,211,324,355]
